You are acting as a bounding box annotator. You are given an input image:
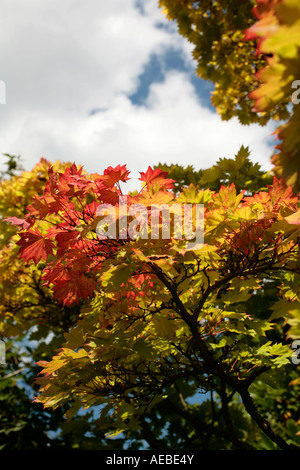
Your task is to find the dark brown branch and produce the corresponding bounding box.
[162,396,254,450]
[149,261,297,450]
[238,385,298,450]
[219,380,246,450]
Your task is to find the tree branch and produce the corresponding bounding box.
[238,385,297,450]
[150,261,297,450]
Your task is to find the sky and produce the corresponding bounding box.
[0,0,277,192]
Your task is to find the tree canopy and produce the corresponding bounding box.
[159,0,300,190]
[0,0,300,451]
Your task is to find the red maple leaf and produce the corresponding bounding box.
[27,195,64,218]
[100,164,130,188]
[42,261,72,289]
[51,275,98,306]
[139,166,175,189]
[99,187,121,205]
[17,229,55,264]
[4,217,32,230]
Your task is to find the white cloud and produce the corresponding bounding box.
[78,71,276,190]
[0,0,276,191]
[0,0,183,112]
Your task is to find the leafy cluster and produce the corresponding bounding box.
[159,0,300,192]
[8,159,299,448]
[1,0,300,451]
[158,0,290,125]
[0,157,89,449]
[245,0,300,190]
[0,157,79,338]
[156,145,273,195]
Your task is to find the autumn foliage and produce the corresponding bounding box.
[160,0,300,191]
[1,0,300,451]
[3,156,297,448]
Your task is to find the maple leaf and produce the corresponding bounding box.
[139,166,163,183]
[17,229,55,264]
[68,162,84,176]
[139,166,175,189]
[26,196,50,218]
[42,261,72,286]
[284,209,300,225]
[84,200,99,219]
[212,183,244,210]
[54,230,80,250]
[52,276,98,306]
[3,216,32,230]
[26,194,64,218]
[140,190,174,206]
[50,171,73,197]
[101,164,130,188]
[100,187,121,205]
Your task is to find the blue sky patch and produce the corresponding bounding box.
[129,46,215,110]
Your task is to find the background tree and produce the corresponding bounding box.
[244,0,300,190]
[155,146,273,195]
[159,0,300,190]
[158,0,290,125]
